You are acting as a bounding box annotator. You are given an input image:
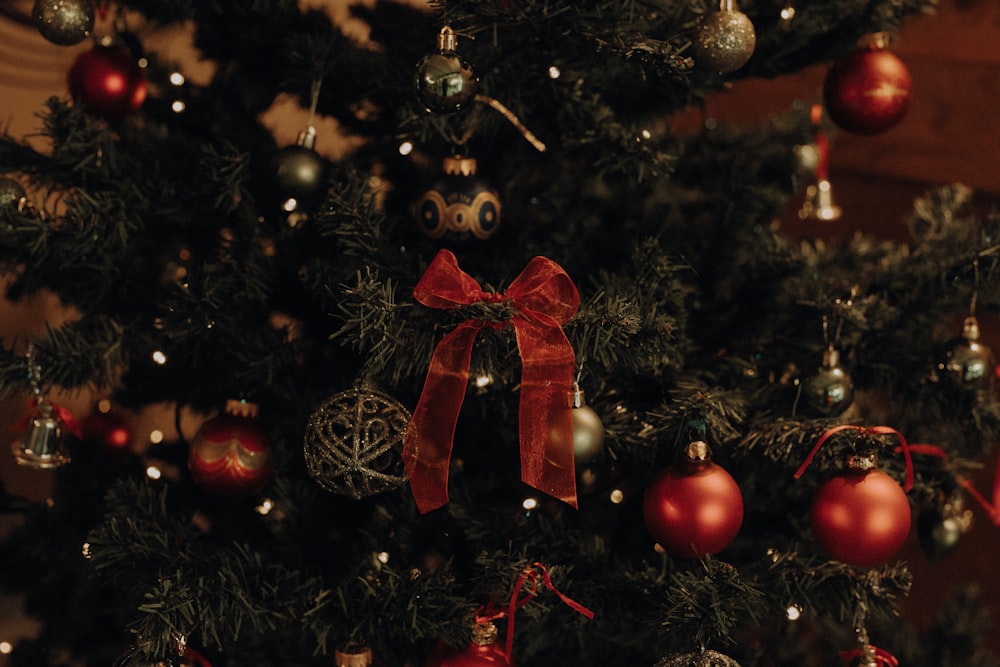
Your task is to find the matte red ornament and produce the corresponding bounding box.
[425,622,513,666]
[823,42,911,135]
[642,441,744,558]
[809,467,911,567]
[68,43,147,121]
[188,409,273,497]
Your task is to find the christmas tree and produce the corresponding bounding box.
[1,0,999,665]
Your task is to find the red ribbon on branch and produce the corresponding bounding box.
[793,424,914,491]
[403,249,580,513]
[475,562,595,662]
[900,442,1000,525]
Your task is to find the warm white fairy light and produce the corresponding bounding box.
[172,100,186,113]
[641,129,652,140]
[522,497,539,511]
[548,65,561,79]
[786,604,802,621]
[609,488,624,504]
[82,542,92,558]
[475,374,493,388]
[170,71,185,86]
[146,465,162,480]
[150,429,164,444]
[152,350,167,365]
[780,6,796,21]
[0,642,12,655]
[377,551,390,564]
[398,141,414,156]
[255,498,274,515]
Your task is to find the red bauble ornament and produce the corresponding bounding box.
[642,441,744,558]
[425,622,513,667]
[68,43,147,121]
[188,410,274,497]
[823,42,911,135]
[810,466,911,567]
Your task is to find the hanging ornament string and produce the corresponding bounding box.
[899,443,1000,525]
[474,562,594,662]
[403,249,580,513]
[793,424,914,491]
[307,75,322,129]
[13,344,82,438]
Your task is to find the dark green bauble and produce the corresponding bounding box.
[271,127,329,219]
[415,156,501,245]
[802,347,854,416]
[918,494,973,560]
[415,26,479,113]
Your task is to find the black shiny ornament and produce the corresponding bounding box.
[802,346,854,416]
[271,126,329,223]
[415,26,479,113]
[935,316,994,390]
[0,178,27,208]
[415,156,501,244]
[32,0,94,46]
[918,493,973,560]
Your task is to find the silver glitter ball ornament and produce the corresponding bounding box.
[303,387,410,499]
[692,2,756,74]
[32,0,95,46]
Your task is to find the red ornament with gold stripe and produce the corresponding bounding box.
[188,400,274,497]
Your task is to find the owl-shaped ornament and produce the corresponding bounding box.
[415,155,501,245]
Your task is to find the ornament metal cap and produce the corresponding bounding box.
[441,155,478,176]
[297,125,318,150]
[437,25,459,52]
[798,179,842,221]
[821,345,841,369]
[334,644,373,667]
[962,316,981,341]
[471,621,499,646]
[684,440,711,462]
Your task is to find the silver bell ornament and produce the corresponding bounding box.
[571,384,605,465]
[935,316,995,391]
[12,400,71,469]
[692,0,756,74]
[415,26,479,113]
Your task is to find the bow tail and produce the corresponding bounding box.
[404,321,483,513]
[514,316,578,509]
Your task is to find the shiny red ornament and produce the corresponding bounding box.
[810,468,911,567]
[642,441,744,558]
[823,44,911,135]
[425,623,513,667]
[188,413,274,497]
[68,43,147,121]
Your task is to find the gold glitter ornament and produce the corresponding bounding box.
[692,0,756,74]
[303,386,410,499]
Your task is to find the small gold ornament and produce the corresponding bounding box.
[692,0,756,74]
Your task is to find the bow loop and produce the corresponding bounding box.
[413,249,490,309]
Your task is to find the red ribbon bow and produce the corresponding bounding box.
[902,443,1000,525]
[403,249,580,513]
